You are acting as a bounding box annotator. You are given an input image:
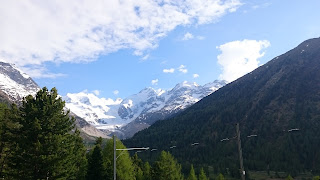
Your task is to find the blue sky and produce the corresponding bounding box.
[1,0,319,99]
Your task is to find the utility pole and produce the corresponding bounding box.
[236,123,245,180]
[113,135,116,180]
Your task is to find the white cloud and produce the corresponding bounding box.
[197,36,205,40]
[113,90,119,95]
[151,79,158,85]
[182,33,205,41]
[141,54,150,61]
[178,65,188,73]
[92,90,100,96]
[182,32,194,40]
[19,65,66,79]
[217,39,270,82]
[0,0,241,77]
[193,74,200,78]
[161,60,168,65]
[252,2,271,9]
[163,68,175,73]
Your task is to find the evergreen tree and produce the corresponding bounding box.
[187,164,197,180]
[136,167,144,180]
[216,173,225,180]
[132,153,144,180]
[9,87,85,179]
[198,168,208,180]
[286,175,294,180]
[152,151,183,180]
[71,129,88,180]
[103,137,135,180]
[143,162,152,180]
[0,103,20,178]
[86,137,105,180]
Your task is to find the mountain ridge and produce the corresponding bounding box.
[124,37,320,175]
[64,80,227,138]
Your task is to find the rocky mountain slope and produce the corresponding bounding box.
[0,62,108,140]
[64,80,227,138]
[124,37,320,175]
[0,62,39,102]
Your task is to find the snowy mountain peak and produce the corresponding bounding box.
[137,87,158,98]
[155,88,166,96]
[172,81,198,91]
[0,62,40,101]
[64,91,122,125]
[64,80,227,138]
[202,80,228,91]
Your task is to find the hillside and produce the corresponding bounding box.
[124,38,320,176]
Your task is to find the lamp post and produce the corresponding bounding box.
[113,135,116,180]
[113,135,149,180]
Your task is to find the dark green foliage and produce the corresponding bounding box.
[0,103,20,177]
[132,153,144,180]
[72,130,88,180]
[124,38,320,176]
[4,87,87,179]
[86,138,105,180]
[152,151,183,180]
[198,168,208,180]
[187,165,197,180]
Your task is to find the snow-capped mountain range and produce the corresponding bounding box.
[64,80,227,138]
[0,61,226,139]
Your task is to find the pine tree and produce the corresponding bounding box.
[198,168,208,180]
[136,167,144,180]
[86,137,105,180]
[187,164,197,180]
[286,175,294,180]
[0,103,21,178]
[132,153,144,180]
[10,87,85,179]
[143,162,152,180]
[152,151,183,180]
[71,129,88,180]
[103,137,135,180]
[216,173,225,180]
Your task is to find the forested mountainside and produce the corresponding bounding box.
[124,37,320,177]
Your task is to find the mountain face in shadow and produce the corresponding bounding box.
[124,38,320,175]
